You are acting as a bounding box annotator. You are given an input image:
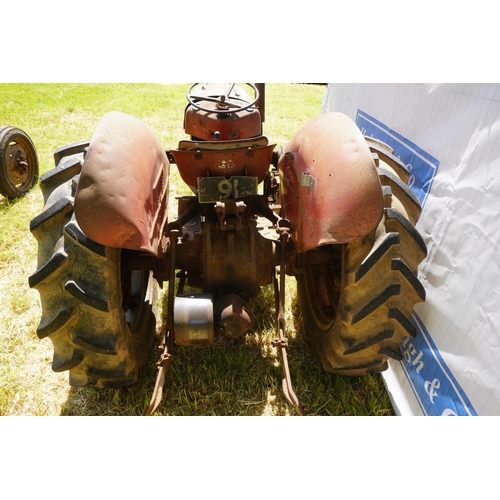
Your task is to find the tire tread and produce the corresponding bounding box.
[29,148,157,388]
[297,136,427,375]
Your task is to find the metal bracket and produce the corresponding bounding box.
[216,200,246,232]
[274,219,305,416]
[301,169,315,188]
[144,226,180,416]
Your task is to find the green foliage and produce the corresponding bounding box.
[0,83,394,416]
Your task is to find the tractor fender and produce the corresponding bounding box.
[278,112,384,253]
[74,111,169,255]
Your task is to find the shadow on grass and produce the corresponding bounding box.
[59,283,394,416]
[0,196,20,212]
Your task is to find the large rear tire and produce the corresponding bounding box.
[29,143,157,387]
[0,126,39,200]
[297,141,427,375]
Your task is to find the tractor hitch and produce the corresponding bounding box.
[144,224,180,416]
[145,215,305,416]
[273,219,305,416]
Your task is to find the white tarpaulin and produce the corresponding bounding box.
[323,83,500,416]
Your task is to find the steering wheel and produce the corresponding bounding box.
[186,83,259,114]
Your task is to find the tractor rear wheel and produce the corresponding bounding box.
[296,143,427,375]
[29,144,157,387]
[0,126,39,200]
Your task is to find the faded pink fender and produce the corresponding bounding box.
[74,111,169,256]
[278,112,384,253]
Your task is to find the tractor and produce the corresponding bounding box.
[29,83,426,415]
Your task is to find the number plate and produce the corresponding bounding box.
[197,176,258,204]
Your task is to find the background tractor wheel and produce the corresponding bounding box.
[0,126,39,200]
[297,141,427,376]
[29,143,157,387]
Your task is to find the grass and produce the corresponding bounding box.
[0,83,394,416]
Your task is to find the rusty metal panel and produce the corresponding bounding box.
[74,111,169,255]
[171,144,274,189]
[278,112,384,253]
[184,105,262,140]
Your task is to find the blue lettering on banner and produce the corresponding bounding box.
[355,110,440,209]
[403,314,477,416]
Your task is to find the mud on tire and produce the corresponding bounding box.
[297,141,427,376]
[29,143,157,388]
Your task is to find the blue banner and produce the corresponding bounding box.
[355,110,439,208]
[402,314,477,416]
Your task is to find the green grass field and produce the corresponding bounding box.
[0,83,394,416]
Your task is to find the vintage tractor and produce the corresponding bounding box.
[29,83,426,415]
[0,126,38,200]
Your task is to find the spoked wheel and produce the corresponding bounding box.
[29,143,157,387]
[0,127,39,200]
[297,142,427,376]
